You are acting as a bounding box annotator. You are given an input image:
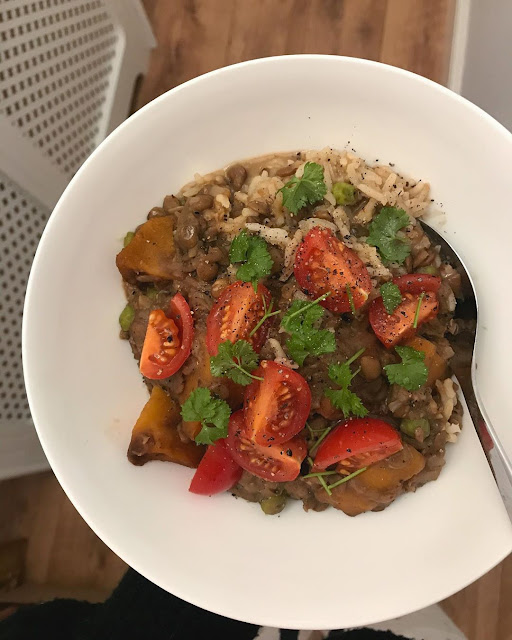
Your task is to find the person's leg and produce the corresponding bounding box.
[0,570,261,640]
[0,600,96,640]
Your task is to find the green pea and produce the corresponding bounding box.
[416,265,438,276]
[332,182,357,206]
[400,418,430,439]
[260,494,287,515]
[145,287,159,301]
[119,304,135,332]
[123,231,135,247]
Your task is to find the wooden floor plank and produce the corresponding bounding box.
[380,0,456,83]
[0,473,125,597]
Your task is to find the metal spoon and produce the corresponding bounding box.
[420,221,512,518]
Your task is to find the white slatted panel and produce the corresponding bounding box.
[0,0,122,177]
[0,172,49,422]
[0,0,156,479]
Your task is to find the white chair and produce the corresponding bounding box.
[0,0,155,480]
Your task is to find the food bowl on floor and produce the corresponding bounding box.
[23,55,512,630]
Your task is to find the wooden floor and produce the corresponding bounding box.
[2,1,511,638]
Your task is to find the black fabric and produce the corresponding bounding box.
[328,630,411,639]
[0,569,408,639]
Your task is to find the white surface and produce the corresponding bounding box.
[104,0,156,136]
[0,171,48,423]
[0,0,154,205]
[370,604,467,639]
[0,420,49,482]
[449,0,512,132]
[447,0,472,94]
[23,56,512,630]
[0,171,49,479]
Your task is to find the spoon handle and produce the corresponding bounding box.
[458,371,512,519]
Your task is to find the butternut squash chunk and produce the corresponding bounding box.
[116,217,175,284]
[128,386,205,467]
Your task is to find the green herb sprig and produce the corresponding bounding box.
[181,388,231,445]
[278,162,327,214]
[325,348,368,418]
[280,293,336,366]
[210,340,262,386]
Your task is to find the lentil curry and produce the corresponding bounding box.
[116,148,462,517]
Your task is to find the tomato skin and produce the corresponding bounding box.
[206,281,273,356]
[189,439,242,496]
[294,228,371,313]
[140,293,194,379]
[227,411,307,482]
[369,291,439,349]
[244,361,311,445]
[313,417,403,473]
[392,274,441,295]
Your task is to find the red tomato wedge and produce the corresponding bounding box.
[227,410,307,482]
[294,228,371,313]
[140,293,194,379]
[369,286,439,349]
[206,281,273,356]
[189,439,242,496]
[313,417,403,473]
[392,274,441,295]
[244,360,311,445]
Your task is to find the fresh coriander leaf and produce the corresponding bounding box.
[229,229,250,262]
[345,284,356,315]
[286,330,336,367]
[327,347,366,387]
[249,296,280,338]
[181,388,231,445]
[324,348,368,418]
[281,295,336,366]
[210,340,261,386]
[281,296,326,334]
[278,162,327,214]
[327,362,357,390]
[328,466,368,490]
[380,282,402,314]
[367,207,411,264]
[326,388,368,419]
[309,426,332,456]
[412,291,425,328]
[285,335,310,367]
[384,345,428,391]
[229,230,273,289]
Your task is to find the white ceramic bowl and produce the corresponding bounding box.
[23,56,512,630]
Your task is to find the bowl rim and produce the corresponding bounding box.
[22,54,512,629]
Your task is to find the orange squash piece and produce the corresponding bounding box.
[321,444,425,516]
[128,386,205,468]
[116,217,175,284]
[179,339,213,441]
[351,444,425,500]
[406,336,447,386]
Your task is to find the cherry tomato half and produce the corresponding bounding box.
[206,281,273,356]
[189,439,242,496]
[392,273,441,295]
[227,411,307,482]
[140,293,194,379]
[294,228,371,313]
[369,290,439,348]
[313,417,403,473]
[244,360,311,445]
